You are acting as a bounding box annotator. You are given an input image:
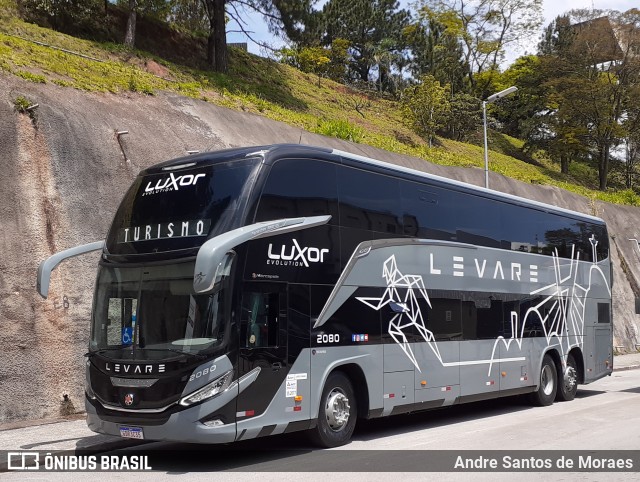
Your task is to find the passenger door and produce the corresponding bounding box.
[236,282,288,424]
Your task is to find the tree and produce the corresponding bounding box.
[444,92,481,141]
[321,0,410,86]
[257,0,321,46]
[169,0,209,33]
[201,0,227,71]
[418,0,543,93]
[327,38,350,83]
[278,46,330,86]
[404,9,467,95]
[622,71,640,188]
[401,75,450,147]
[537,14,573,55]
[124,0,138,47]
[222,1,322,73]
[543,9,640,190]
[118,0,172,48]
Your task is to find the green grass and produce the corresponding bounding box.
[313,119,364,142]
[1,6,639,207]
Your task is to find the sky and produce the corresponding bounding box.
[227,0,637,65]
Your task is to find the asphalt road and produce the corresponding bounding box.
[4,369,640,481]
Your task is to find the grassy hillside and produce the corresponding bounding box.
[1,1,639,207]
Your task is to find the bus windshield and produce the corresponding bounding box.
[90,260,233,357]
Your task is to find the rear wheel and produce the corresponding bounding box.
[556,354,578,402]
[529,354,557,406]
[309,372,357,448]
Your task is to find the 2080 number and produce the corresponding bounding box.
[316,334,340,344]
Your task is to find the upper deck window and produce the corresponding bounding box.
[255,158,339,223]
[338,166,403,234]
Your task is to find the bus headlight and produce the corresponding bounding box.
[179,370,233,406]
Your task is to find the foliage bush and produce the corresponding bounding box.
[400,75,450,147]
[13,94,31,112]
[313,119,363,142]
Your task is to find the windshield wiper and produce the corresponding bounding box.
[138,347,208,360]
[85,348,120,358]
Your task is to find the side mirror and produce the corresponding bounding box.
[193,215,331,293]
[37,241,105,298]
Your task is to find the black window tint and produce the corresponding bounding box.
[340,227,373,270]
[500,204,547,253]
[401,183,450,239]
[597,302,611,323]
[520,296,547,337]
[541,217,603,261]
[256,159,338,223]
[539,217,580,259]
[438,191,502,247]
[593,225,609,261]
[500,203,608,263]
[425,291,462,341]
[476,298,503,339]
[326,287,383,345]
[338,166,402,234]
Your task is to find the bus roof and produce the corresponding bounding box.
[141,144,605,226]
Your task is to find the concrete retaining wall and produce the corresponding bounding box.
[1,75,639,422]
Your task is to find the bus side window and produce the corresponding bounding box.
[242,292,280,348]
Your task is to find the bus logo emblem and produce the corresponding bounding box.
[143,172,206,195]
[267,239,329,267]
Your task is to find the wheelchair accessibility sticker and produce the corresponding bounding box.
[122,327,133,345]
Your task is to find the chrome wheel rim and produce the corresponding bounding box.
[325,388,350,432]
[541,364,554,396]
[564,365,577,393]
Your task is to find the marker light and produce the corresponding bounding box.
[179,370,233,406]
[294,395,303,402]
[202,419,224,427]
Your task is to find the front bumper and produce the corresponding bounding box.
[85,390,237,444]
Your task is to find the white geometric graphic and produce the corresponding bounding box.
[356,256,442,372]
[498,235,612,374]
[358,235,610,376]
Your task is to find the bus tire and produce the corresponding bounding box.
[529,354,557,406]
[310,371,357,448]
[556,354,578,402]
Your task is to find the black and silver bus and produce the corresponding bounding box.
[37,144,613,447]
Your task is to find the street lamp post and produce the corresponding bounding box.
[483,86,518,189]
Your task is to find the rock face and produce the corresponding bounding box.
[1,75,639,422]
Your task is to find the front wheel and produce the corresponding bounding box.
[309,372,357,448]
[529,354,557,406]
[556,354,578,402]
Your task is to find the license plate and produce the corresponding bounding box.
[119,426,144,439]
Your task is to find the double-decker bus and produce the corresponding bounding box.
[37,144,612,447]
